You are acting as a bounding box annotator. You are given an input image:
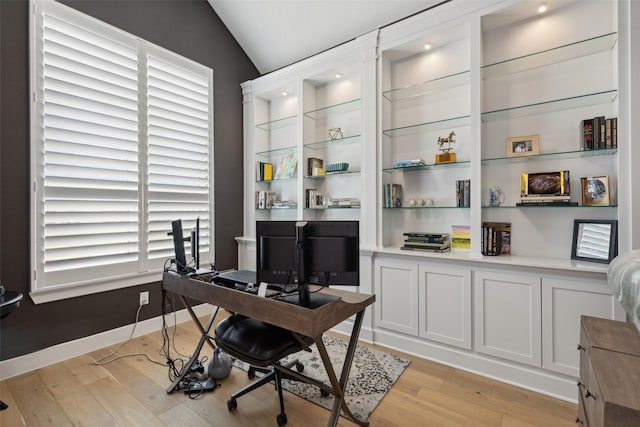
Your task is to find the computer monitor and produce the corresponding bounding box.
[256,220,359,307]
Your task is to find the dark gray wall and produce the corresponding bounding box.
[0,0,258,360]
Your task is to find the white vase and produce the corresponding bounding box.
[607,250,640,333]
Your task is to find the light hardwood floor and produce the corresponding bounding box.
[1,312,577,426]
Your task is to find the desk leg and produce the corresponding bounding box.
[165,297,218,394]
[316,309,368,427]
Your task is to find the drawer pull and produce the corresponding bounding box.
[576,380,583,388]
[577,344,585,351]
[575,417,584,424]
[584,389,596,399]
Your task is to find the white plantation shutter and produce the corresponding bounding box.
[147,51,213,264]
[31,0,213,300]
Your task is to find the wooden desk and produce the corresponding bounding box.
[162,271,375,427]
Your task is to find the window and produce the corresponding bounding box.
[30,0,214,303]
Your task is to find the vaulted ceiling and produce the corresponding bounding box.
[207,0,446,74]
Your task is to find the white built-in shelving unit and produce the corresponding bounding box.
[239,0,639,402]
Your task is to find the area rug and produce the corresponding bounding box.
[233,335,410,421]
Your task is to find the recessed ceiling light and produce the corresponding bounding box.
[424,43,432,50]
[282,91,288,96]
[335,73,342,79]
[538,3,547,13]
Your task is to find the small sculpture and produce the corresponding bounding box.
[436,131,456,164]
[328,127,343,141]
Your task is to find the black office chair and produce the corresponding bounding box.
[214,314,314,426]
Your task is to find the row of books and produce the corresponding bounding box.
[481,222,511,256]
[401,232,450,253]
[384,183,403,208]
[581,116,618,150]
[255,191,276,209]
[456,179,471,207]
[256,161,273,181]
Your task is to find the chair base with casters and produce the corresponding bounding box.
[214,314,314,426]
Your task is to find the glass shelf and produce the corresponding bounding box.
[255,176,298,183]
[304,206,361,210]
[383,115,471,137]
[481,148,617,164]
[303,98,360,120]
[382,70,471,102]
[255,145,297,157]
[383,205,470,210]
[304,134,361,150]
[481,204,618,208]
[481,90,617,122]
[482,33,617,79]
[383,160,470,173]
[304,170,361,179]
[255,114,297,131]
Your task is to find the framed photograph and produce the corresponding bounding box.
[581,176,610,206]
[506,135,540,157]
[571,219,618,263]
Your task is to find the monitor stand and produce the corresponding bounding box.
[279,289,339,309]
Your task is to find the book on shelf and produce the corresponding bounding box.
[384,183,403,207]
[481,222,511,256]
[519,195,571,203]
[327,198,360,208]
[582,116,617,150]
[401,245,451,253]
[456,179,471,207]
[307,157,324,176]
[256,161,273,181]
[272,200,296,209]
[255,191,277,209]
[403,232,449,239]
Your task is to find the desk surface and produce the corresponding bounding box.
[162,271,375,338]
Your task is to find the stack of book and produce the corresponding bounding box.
[401,232,450,253]
[384,183,403,207]
[327,198,360,208]
[456,179,471,207]
[581,116,617,150]
[481,222,511,256]
[272,200,296,209]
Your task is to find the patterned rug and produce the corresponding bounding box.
[233,335,410,421]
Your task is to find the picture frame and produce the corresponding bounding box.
[506,134,540,157]
[580,176,610,206]
[571,219,618,263]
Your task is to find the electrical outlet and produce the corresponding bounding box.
[139,291,149,306]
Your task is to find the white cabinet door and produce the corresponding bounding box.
[374,257,419,336]
[541,277,625,377]
[474,271,542,366]
[418,264,472,349]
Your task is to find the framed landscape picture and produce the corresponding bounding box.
[506,134,540,157]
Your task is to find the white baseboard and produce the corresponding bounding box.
[0,303,216,381]
[372,327,578,404]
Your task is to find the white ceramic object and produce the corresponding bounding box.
[607,250,640,333]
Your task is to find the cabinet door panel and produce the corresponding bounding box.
[419,265,471,349]
[374,258,419,335]
[542,277,625,377]
[475,271,542,366]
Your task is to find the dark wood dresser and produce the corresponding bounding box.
[577,316,640,426]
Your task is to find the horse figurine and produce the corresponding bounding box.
[437,131,456,152]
